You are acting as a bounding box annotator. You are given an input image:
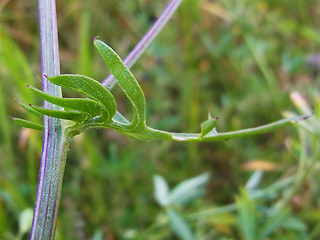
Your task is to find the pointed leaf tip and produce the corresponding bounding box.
[29,105,88,122]
[200,117,219,138]
[292,113,313,123]
[11,117,44,131]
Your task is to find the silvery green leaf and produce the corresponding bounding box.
[28,85,103,118]
[167,209,194,240]
[94,39,146,130]
[30,105,88,122]
[19,208,34,235]
[10,117,44,130]
[153,175,170,206]
[48,74,117,121]
[93,230,103,240]
[245,170,263,190]
[168,172,210,205]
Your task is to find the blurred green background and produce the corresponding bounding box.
[1,0,320,239]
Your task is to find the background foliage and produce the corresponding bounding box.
[0,0,319,239]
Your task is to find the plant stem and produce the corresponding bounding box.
[29,0,68,239]
[102,0,183,89]
[179,0,200,161]
[28,1,184,238]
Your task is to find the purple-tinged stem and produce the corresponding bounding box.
[30,0,69,239]
[29,0,184,239]
[102,0,183,89]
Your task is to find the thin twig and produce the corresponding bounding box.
[102,0,183,89]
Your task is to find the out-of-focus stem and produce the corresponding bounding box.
[102,0,183,89]
[179,0,200,161]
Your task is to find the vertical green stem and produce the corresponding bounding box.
[180,0,200,161]
[79,0,92,76]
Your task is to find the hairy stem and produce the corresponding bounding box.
[30,0,67,239]
[29,1,184,238]
[102,0,183,89]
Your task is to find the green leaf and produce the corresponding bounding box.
[236,188,256,240]
[245,171,263,190]
[29,105,88,122]
[200,115,219,138]
[168,173,210,205]
[47,74,116,121]
[15,99,43,117]
[94,39,146,130]
[22,39,309,141]
[278,217,307,232]
[167,209,194,240]
[153,175,170,207]
[19,208,33,236]
[10,117,44,130]
[28,85,103,119]
[257,208,289,239]
[93,230,103,240]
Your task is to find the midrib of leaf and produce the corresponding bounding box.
[29,0,69,239]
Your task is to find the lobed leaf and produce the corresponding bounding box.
[10,117,44,130]
[47,75,116,121]
[28,85,103,119]
[29,105,88,122]
[22,39,310,141]
[94,39,146,130]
